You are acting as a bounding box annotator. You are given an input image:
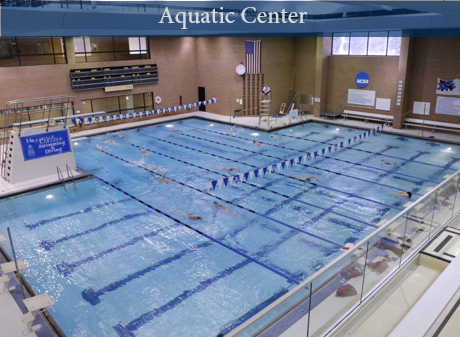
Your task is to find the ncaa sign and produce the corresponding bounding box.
[355,72,370,88]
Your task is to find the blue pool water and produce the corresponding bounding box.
[1,119,459,337]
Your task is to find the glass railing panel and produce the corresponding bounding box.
[451,175,460,219]
[230,284,311,337]
[361,214,407,299]
[308,252,364,337]
[432,182,457,231]
[402,195,436,263]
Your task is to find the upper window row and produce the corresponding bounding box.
[0,37,150,67]
[332,31,402,56]
[74,37,149,63]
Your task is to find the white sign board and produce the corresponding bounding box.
[348,89,376,107]
[436,78,460,96]
[376,98,391,111]
[413,101,430,115]
[435,96,460,116]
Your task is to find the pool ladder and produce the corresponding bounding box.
[57,164,77,193]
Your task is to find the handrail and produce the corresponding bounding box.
[226,169,460,337]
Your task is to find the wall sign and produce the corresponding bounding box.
[435,96,460,116]
[20,130,72,161]
[355,72,370,88]
[348,89,376,107]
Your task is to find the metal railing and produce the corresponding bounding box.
[225,170,460,337]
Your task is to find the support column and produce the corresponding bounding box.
[393,37,411,129]
[313,36,332,117]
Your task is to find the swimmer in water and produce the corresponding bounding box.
[270,135,279,140]
[396,191,412,198]
[138,148,151,156]
[104,140,118,146]
[381,160,405,168]
[152,171,173,184]
[213,201,238,216]
[293,175,320,183]
[215,166,240,173]
[96,144,109,151]
[173,208,202,220]
[253,140,264,147]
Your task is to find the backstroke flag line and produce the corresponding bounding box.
[205,124,385,191]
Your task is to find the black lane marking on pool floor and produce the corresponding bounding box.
[126,133,380,230]
[94,175,301,285]
[185,124,440,186]
[94,147,344,248]
[134,129,403,212]
[137,126,421,201]
[262,124,458,171]
[179,124,430,195]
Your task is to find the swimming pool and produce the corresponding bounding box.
[1,118,459,337]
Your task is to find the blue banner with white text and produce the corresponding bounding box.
[20,129,72,161]
[2,1,460,37]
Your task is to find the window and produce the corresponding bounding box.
[74,37,150,63]
[0,37,67,67]
[368,32,388,56]
[332,31,401,56]
[332,33,350,55]
[80,93,154,115]
[349,32,368,56]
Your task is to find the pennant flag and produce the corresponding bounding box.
[313,151,318,159]
[303,154,308,162]
[276,163,282,171]
[254,169,259,178]
[298,156,303,164]
[217,179,224,189]
[258,168,264,176]
[263,167,268,175]
[328,146,332,153]
[281,162,286,170]
[211,98,217,103]
[102,116,107,122]
[239,173,245,182]
[340,142,344,147]
[228,176,234,185]
[285,160,290,168]
[233,175,240,183]
[381,124,384,130]
[223,178,229,187]
[247,171,253,180]
[206,182,212,191]
[290,159,295,166]
[198,102,202,106]
[307,153,311,161]
[212,180,218,190]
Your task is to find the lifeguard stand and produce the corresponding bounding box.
[258,85,273,127]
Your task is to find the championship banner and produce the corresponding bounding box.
[206,124,384,191]
[437,78,460,96]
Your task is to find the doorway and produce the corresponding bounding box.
[198,87,206,112]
